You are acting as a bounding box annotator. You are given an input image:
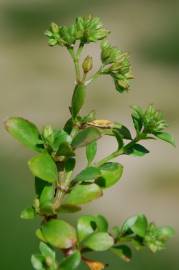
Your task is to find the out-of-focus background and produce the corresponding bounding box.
[0,0,178,269]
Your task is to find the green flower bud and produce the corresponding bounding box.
[43,125,53,139]
[82,56,93,73]
[51,22,59,33]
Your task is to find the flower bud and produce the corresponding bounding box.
[82,56,93,73]
[43,125,53,139]
[51,22,59,33]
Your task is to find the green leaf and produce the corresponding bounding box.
[60,251,81,270]
[155,132,176,147]
[39,242,55,260]
[57,142,74,156]
[64,117,73,134]
[113,124,132,140]
[31,254,45,270]
[71,84,86,119]
[111,245,132,262]
[72,127,101,148]
[127,144,149,157]
[96,162,123,188]
[77,215,108,242]
[40,185,54,213]
[51,129,72,151]
[5,117,42,152]
[112,129,124,150]
[65,158,76,172]
[36,229,47,242]
[28,152,58,183]
[122,214,148,237]
[41,219,77,249]
[86,141,97,165]
[60,204,81,213]
[64,184,102,205]
[131,105,144,133]
[82,232,114,251]
[74,167,101,182]
[20,207,36,220]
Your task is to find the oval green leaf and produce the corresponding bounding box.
[155,132,176,147]
[82,232,114,251]
[126,144,149,157]
[77,215,108,242]
[60,251,81,270]
[74,167,101,182]
[72,127,101,148]
[39,242,55,260]
[71,83,86,119]
[28,152,58,183]
[86,141,97,165]
[20,207,36,220]
[41,219,77,249]
[64,184,102,205]
[96,162,123,188]
[40,186,54,213]
[122,214,148,237]
[5,117,42,152]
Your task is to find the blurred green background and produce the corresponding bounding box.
[0,0,179,269]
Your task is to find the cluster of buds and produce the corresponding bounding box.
[45,15,109,47]
[101,41,133,93]
[132,105,167,135]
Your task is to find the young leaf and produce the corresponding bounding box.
[122,214,148,237]
[64,117,73,134]
[111,245,132,262]
[74,167,101,182]
[64,184,102,205]
[41,219,77,249]
[5,117,42,152]
[60,251,81,270]
[71,83,86,119]
[72,127,101,148]
[31,254,45,270]
[131,105,144,133]
[155,132,176,147]
[82,232,114,251]
[28,152,58,183]
[36,229,47,242]
[39,185,54,213]
[96,162,123,188]
[126,144,149,157]
[39,242,55,260]
[57,142,74,156]
[86,141,97,165]
[20,207,36,220]
[35,177,50,197]
[77,215,108,242]
[51,129,72,151]
[113,124,132,140]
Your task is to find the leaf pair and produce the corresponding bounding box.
[39,215,113,253]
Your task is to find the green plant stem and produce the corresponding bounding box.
[67,43,84,83]
[53,170,73,211]
[96,148,124,167]
[85,67,103,86]
[96,136,140,166]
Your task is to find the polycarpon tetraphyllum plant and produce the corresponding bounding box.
[5,15,176,270]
